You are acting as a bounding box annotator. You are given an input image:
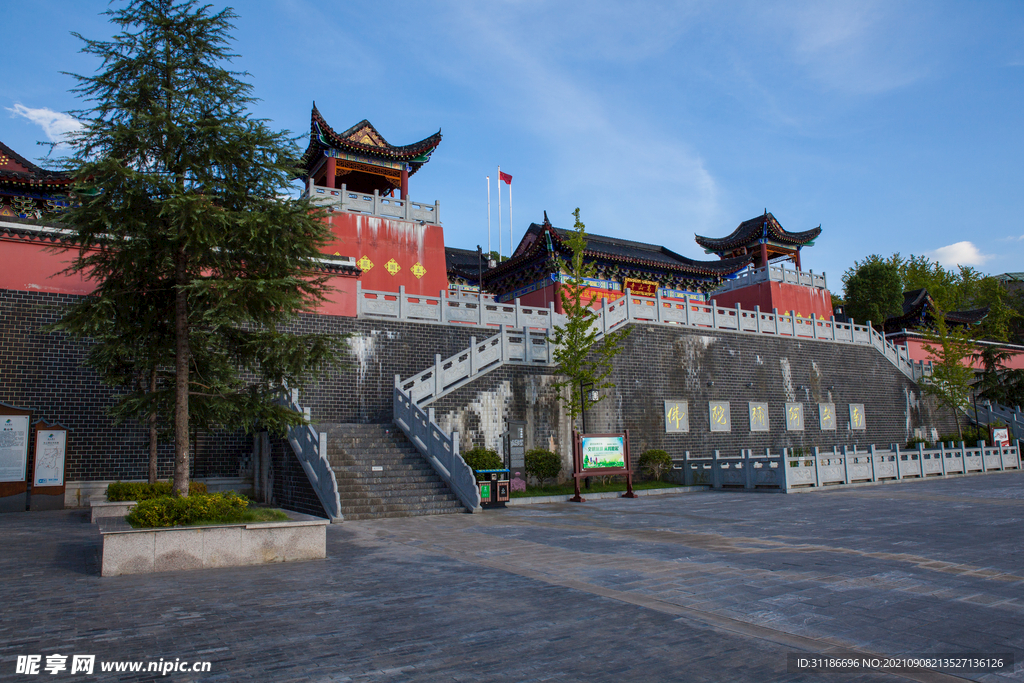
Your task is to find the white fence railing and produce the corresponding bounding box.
[365,284,916,380]
[397,327,554,406]
[971,401,1024,441]
[712,264,827,294]
[393,385,481,512]
[280,389,343,521]
[305,184,441,225]
[359,284,559,331]
[679,442,1020,491]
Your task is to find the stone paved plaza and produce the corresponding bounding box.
[2,473,1023,682]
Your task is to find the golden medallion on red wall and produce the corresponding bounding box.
[411,262,426,279]
[385,258,401,275]
[357,255,374,272]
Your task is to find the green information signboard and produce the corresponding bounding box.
[580,435,626,470]
[571,430,636,502]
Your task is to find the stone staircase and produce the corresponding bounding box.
[318,423,467,520]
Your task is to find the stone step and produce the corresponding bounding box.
[318,422,465,520]
[339,501,466,517]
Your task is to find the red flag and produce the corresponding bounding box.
[500,171,512,185]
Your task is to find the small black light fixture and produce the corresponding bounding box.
[706,380,715,387]
[828,385,835,391]
[746,382,755,388]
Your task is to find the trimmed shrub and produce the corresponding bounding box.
[638,449,672,481]
[462,447,503,481]
[905,437,930,450]
[126,492,250,528]
[525,449,561,485]
[106,480,207,502]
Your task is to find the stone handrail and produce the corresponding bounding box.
[397,326,555,406]
[305,184,441,225]
[367,285,917,386]
[359,283,558,331]
[680,441,1020,490]
[393,384,481,512]
[970,401,1024,441]
[712,264,827,295]
[280,389,343,522]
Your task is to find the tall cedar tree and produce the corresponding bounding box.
[920,314,976,442]
[548,209,630,430]
[56,0,343,496]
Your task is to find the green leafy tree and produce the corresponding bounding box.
[920,314,976,441]
[842,255,903,327]
[549,209,630,430]
[55,0,344,496]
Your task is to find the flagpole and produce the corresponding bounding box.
[486,175,491,257]
[493,165,497,259]
[509,178,513,257]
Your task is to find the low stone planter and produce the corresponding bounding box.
[98,515,327,577]
[91,500,136,523]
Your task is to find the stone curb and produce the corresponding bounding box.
[506,485,711,506]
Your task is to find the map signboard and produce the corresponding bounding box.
[33,428,66,487]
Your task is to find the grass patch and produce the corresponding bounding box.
[126,492,291,528]
[510,479,682,498]
[184,507,291,527]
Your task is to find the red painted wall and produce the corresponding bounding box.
[899,337,1024,370]
[324,212,447,297]
[0,238,94,294]
[0,235,359,317]
[711,281,834,320]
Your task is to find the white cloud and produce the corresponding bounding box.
[7,104,82,144]
[927,241,992,268]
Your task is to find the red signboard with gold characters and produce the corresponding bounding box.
[622,278,659,297]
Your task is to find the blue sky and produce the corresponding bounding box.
[4,1,1023,288]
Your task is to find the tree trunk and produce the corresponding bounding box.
[173,251,190,497]
[148,367,158,484]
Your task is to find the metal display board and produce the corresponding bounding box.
[570,429,636,502]
[0,403,32,513]
[505,421,526,472]
[29,420,69,511]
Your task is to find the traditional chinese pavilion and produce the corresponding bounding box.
[883,289,989,334]
[300,104,441,199]
[482,213,752,312]
[699,211,834,320]
[0,140,74,220]
[696,211,820,270]
[299,106,448,297]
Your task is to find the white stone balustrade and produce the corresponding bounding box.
[680,442,1020,491]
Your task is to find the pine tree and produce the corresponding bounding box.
[548,209,630,430]
[55,0,344,496]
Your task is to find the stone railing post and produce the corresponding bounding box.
[469,336,477,376]
[654,289,663,323]
[711,450,721,489]
[398,285,407,320]
[434,353,443,399]
[500,326,508,362]
[868,444,878,481]
[548,302,556,333]
[514,298,522,328]
[744,449,754,490]
[711,299,718,329]
[841,445,851,484]
[773,308,779,335]
[684,296,692,326]
[754,305,761,333]
[812,446,822,487]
